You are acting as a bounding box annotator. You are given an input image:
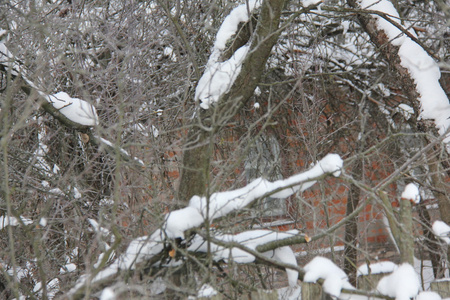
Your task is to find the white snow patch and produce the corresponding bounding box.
[163,207,204,239]
[190,153,342,219]
[60,263,77,274]
[195,0,263,109]
[39,218,47,227]
[432,220,450,244]
[357,261,397,276]
[33,278,60,299]
[100,287,116,300]
[401,183,420,203]
[152,125,159,138]
[189,229,300,287]
[214,0,262,51]
[0,215,32,229]
[302,0,322,6]
[303,256,353,297]
[416,291,442,300]
[397,104,414,120]
[341,21,351,35]
[277,285,301,300]
[45,92,99,126]
[52,164,60,174]
[376,263,420,300]
[196,46,249,109]
[197,284,218,297]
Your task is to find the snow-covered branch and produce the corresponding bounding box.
[353,0,450,143]
[67,153,343,297]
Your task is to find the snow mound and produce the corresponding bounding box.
[416,291,442,300]
[401,183,420,203]
[432,220,450,244]
[376,263,420,300]
[303,256,353,297]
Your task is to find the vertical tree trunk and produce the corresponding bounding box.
[344,160,362,286]
[398,198,414,264]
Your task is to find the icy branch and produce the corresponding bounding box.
[189,153,343,220]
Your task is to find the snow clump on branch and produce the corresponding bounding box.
[400,183,420,203]
[376,263,420,300]
[45,91,99,126]
[195,0,262,109]
[432,220,450,244]
[303,256,353,297]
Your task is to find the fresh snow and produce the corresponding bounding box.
[357,261,397,276]
[360,0,450,144]
[303,256,353,297]
[397,104,414,120]
[60,263,77,274]
[416,291,442,300]
[45,92,99,126]
[195,0,262,109]
[189,153,343,219]
[39,218,47,227]
[0,215,32,229]
[197,284,218,297]
[302,0,322,6]
[213,0,262,51]
[163,207,204,239]
[432,220,450,244]
[99,287,116,300]
[401,183,420,203]
[195,45,249,109]
[0,29,19,76]
[376,263,420,300]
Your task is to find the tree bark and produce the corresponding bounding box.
[344,160,362,286]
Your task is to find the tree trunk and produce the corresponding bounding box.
[343,161,362,286]
[398,198,414,264]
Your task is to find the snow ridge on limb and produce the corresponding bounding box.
[44,91,99,126]
[195,0,262,109]
[360,0,450,143]
[68,153,342,296]
[189,153,343,219]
